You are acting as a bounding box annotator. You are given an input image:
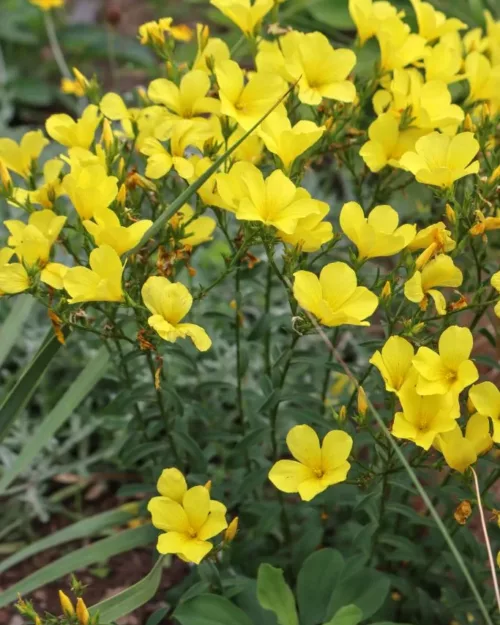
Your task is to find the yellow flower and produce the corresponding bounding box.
[410,0,466,41]
[193,25,230,73]
[154,467,226,512]
[376,16,427,71]
[424,42,463,84]
[224,516,239,542]
[258,112,325,171]
[268,424,352,501]
[138,18,193,45]
[216,163,322,233]
[340,202,415,260]
[148,71,220,119]
[148,484,227,564]
[360,113,427,172]
[412,326,478,396]
[469,210,500,237]
[5,210,66,267]
[400,132,479,188]
[210,0,274,35]
[31,159,65,209]
[435,413,492,473]
[465,51,500,106]
[283,32,356,106]
[492,271,500,318]
[170,205,216,247]
[277,195,333,252]
[0,248,30,296]
[404,254,463,314]
[83,209,152,256]
[293,262,378,327]
[469,382,500,443]
[141,276,211,351]
[348,0,401,45]
[373,70,464,131]
[407,222,456,253]
[215,60,287,130]
[0,130,48,179]
[29,0,64,10]
[485,10,500,65]
[62,164,118,220]
[63,245,124,304]
[369,336,416,395]
[46,105,101,149]
[186,156,225,208]
[40,262,68,290]
[61,67,89,98]
[141,119,211,180]
[392,385,458,450]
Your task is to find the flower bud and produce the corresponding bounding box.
[76,598,90,625]
[204,480,212,492]
[0,160,12,192]
[338,405,347,423]
[357,386,368,417]
[445,203,456,223]
[116,183,127,207]
[488,164,500,184]
[224,517,239,542]
[381,281,391,300]
[102,118,114,151]
[463,113,475,132]
[59,591,74,617]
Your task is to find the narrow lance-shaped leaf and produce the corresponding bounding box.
[0,327,68,443]
[0,524,157,608]
[0,506,135,575]
[0,295,37,370]
[90,556,165,622]
[0,345,110,493]
[126,81,297,257]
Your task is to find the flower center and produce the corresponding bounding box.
[313,468,324,478]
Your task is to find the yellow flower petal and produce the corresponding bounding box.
[286,424,321,470]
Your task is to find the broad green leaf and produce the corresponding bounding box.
[0,506,134,575]
[297,549,345,625]
[326,568,390,621]
[174,593,254,625]
[90,556,165,622]
[0,295,36,369]
[0,524,156,607]
[257,564,298,625]
[0,346,110,493]
[323,605,363,625]
[146,607,170,625]
[0,328,67,443]
[126,82,296,257]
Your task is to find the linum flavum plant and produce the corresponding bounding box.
[1,0,500,624]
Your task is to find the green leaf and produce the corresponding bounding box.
[257,564,298,625]
[174,593,254,625]
[14,79,54,106]
[0,295,36,369]
[323,605,363,625]
[0,524,156,607]
[0,328,67,443]
[126,82,296,257]
[146,607,170,625]
[90,556,165,622]
[0,506,134,575]
[297,549,345,625]
[326,568,390,621]
[307,0,354,28]
[0,346,109,493]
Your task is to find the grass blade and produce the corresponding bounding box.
[126,82,296,257]
[0,295,37,369]
[90,555,165,622]
[0,345,110,493]
[0,328,67,443]
[0,507,135,575]
[0,524,157,607]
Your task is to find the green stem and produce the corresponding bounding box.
[145,351,181,466]
[235,264,246,438]
[264,263,272,377]
[44,11,72,80]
